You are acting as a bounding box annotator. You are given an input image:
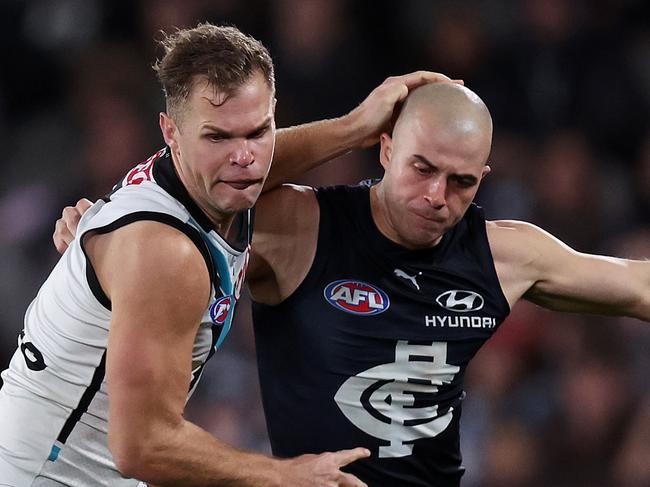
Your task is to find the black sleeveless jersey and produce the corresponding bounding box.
[252,183,510,487]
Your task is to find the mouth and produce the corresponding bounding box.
[220,179,263,190]
[412,211,446,224]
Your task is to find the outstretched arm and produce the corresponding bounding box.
[488,220,650,321]
[264,71,461,192]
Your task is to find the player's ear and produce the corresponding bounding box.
[481,164,491,179]
[160,112,180,152]
[379,133,393,170]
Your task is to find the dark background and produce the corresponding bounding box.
[0,1,649,486]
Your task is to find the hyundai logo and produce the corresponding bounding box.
[436,290,484,312]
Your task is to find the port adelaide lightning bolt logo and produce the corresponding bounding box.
[209,295,232,325]
[335,341,460,458]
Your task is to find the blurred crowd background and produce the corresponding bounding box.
[1,0,649,486]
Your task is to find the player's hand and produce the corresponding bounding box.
[348,71,463,148]
[280,447,370,487]
[53,198,93,254]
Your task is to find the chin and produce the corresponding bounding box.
[213,188,258,213]
[400,225,445,249]
[219,198,255,214]
[407,236,441,249]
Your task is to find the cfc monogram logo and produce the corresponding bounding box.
[334,341,459,458]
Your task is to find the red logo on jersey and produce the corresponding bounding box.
[125,149,165,186]
[324,280,390,316]
[209,296,233,325]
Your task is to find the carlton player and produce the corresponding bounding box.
[249,82,650,486]
[54,82,650,486]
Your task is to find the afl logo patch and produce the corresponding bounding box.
[436,290,484,312]
[209,296,233,325]
[324,280,390,316]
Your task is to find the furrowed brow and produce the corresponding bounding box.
[201,117,273,138]
[201,124,233,138]
[413,154,478,182]
[247,117,272,136]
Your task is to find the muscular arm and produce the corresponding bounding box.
[265,117,364,191]
[86,221,282,486]
[85,221,368,486]
[488,220,650,321]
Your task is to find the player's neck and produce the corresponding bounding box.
[186,189,236,237]
[196,202,236,237]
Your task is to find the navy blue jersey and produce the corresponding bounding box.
[252,183,510,487]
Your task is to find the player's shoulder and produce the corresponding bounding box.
[487,219,566,245]
[486,220,550,267]
[86,219,211,309]
[90,220,207,276]
[108,179,185,213]
[260,183,316,203]
[249,184,320,296]
[486,219,547,236]
[256,184,318,225]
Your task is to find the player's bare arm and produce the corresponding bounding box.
[264,71,462,191]
[85,220,368,486]
[247,185,320,304]
[488,220,650,321]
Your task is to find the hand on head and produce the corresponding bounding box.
[350,71,463,148]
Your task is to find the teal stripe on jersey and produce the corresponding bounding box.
[188,216,237,350]
[48,444,61,462]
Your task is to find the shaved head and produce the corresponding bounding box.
[372,82,494,250]
[394,83,493,164]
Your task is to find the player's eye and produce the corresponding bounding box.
[453,176,476,188]
[249,126,269,139]
[207,134,227,143]
[414,164,432,175]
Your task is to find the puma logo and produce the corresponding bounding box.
[394,268,422,291]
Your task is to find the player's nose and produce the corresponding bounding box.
[229,139,254,167]
[424,177,446,209]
